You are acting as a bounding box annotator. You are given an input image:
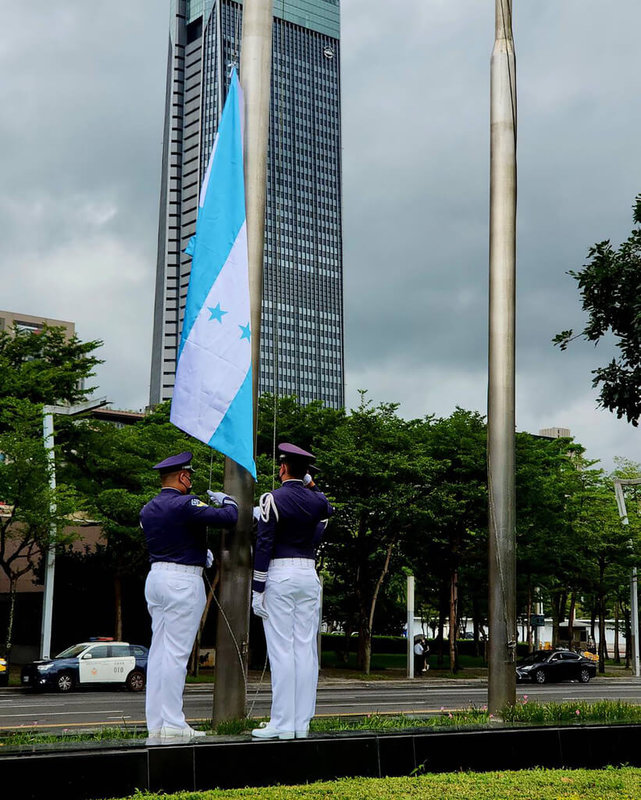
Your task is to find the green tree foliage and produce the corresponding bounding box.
[554,194,641,424]
[318,394,440,674]
[0,325,102,657]
[0,324,102,411]
[0,400,81,657]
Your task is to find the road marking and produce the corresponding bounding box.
[0,710,125,719]
[0,719,147,732]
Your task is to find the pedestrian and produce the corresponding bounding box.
[251,443,334,740]
[414,638,426,675]
[140,451,238,742]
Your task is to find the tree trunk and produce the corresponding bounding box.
[567,593,576,652]
[363,539,392,675]
[624,603,631,669]
[526,585,533,653]
[598,587,607,674]
[4,579,18,660]
[114,574,123,641]
[448,566,458,673]
[190,569,220,676]
[436,583,447,667]
[614,602,620,663]
[358,619,371,675]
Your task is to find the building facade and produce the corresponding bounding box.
[149,0,344,409]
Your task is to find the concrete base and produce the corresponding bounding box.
[2,724,640,799]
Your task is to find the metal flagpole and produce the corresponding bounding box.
[487,0,517,716]
[213,0,273,724]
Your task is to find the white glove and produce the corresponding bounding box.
[207,490,227,506]
[303,473,312,486]
[206,549,214,568]
[252,506,260,522]
[222,494,238,508]
[252,591,269,619]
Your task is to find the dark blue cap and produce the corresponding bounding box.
[152,451,194,473]
[277,442,315,463]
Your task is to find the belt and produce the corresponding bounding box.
[270,557,315,568]
[151,562,203,576]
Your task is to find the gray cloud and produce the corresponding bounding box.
[2,1,640,472]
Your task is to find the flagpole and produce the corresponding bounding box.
[213,0,273,724]
[487,0,517,716]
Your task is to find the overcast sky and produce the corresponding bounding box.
[2,1,641,472]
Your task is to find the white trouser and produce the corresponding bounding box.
[262,558,321,733]
[144,563,206,732]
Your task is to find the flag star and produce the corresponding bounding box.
[239,323,251,341]
[208,303,228,323]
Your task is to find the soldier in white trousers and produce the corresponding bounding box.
[140,451,238,742]
[251,443,333,740]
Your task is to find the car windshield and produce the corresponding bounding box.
[518,651,550,666]
[55,644,89,659]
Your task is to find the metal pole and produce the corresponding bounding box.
[407,575,415,679]
[40,409,57,660]
[632,568,640,677]
[487,0,517,715]
[214,0,273,724]
[613,479,641,677]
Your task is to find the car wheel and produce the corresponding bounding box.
[534,669,546,684]
[126,669,145,692]
[579,668,591,683]
[56,671,75,693]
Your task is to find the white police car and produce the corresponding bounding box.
[21,638,148,693]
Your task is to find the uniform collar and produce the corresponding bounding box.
[282,479,304,484]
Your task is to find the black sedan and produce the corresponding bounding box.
[516,649,597,684]
[21,640,148,693]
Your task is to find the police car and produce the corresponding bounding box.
[21,638,148,693]
[0,656,7,687]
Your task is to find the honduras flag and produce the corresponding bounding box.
[170,70,256,478]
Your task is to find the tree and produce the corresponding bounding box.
[405,409,488,672]
[554,194,641,424]
[0,325,102,658]
[319,394,440,674]
[0,324,102,411]
[0,400,80,658]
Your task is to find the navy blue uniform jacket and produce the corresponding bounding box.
[252,480,333,592]
[140,488,238,567]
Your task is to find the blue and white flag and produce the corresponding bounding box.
[170,70,255,478]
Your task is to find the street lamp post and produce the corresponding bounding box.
[40,397,108,659]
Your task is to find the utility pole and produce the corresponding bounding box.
[40,398,107,659]
[214,0,273,724]
[487,0,517,716]
[407,575,415,678]
[613,479,641,677]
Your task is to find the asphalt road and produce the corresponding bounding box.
[1,678,641,733]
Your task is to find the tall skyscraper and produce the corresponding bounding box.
[149,0,344,409]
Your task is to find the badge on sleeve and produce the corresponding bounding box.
[191,499,208,508]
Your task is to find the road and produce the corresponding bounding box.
[1,678,641,733]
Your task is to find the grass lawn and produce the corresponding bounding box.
[118,768,641,799]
